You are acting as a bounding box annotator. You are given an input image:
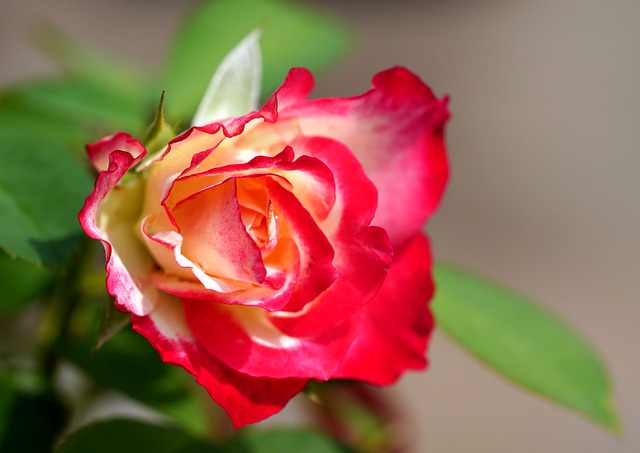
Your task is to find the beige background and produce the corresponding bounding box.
[1,0,638,451]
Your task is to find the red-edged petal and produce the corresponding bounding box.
[261,68,315,113]
[79,141,161,316]
[333,233,435,385]
[183,299,363,380]
[166,147,336,222]
[171,179,266,284]
[265,178,337,312]
[279,66,449,248]
[86,131,146,172]
[153,147,338,312]
[269,137,393,337]
[149,242,297,309]
[130,297,307,427]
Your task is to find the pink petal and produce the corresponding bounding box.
[170,179,266,284]
[268,137,394,337]
[147,234,299,312]
[138,111,269,222]
[182,299,363,380]
[264,178,337,312]
[261,68,315,112]
[158,147,338,312]
[130,297,307,428]
[333,233,435,385]
[278,67,450,248]
[86,131,146,172]
[79,140,160,316]
[166,147,336,222]
[149,241,297,309]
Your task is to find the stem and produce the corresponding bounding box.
[38,237,89,379]
[305,381,410,453]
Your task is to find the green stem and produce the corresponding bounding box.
[305,381,405,453]
[38,237,89,380]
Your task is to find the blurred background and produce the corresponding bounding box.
[1,0,638,451]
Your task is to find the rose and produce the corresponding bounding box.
[80,66,449,427]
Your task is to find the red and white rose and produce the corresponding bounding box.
[80,66,449,427]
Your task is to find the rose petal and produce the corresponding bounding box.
[130,297,307,428]
[159,146,338,312]
[171,179,267,284]
[183,299,363,380]
[268,137,393,337]
[277,67,450,248]
[79,138,161,316]
[149,239,297,309]
[264,178,337,311]
[141,226,248,294]
[262,67,314,112]
[86,131,146,172]
[166,147,336,222]
[333,233,435,384]
[138,111,269,225]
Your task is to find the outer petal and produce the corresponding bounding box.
[79,136,161,316]
[86,131,146,172]
[277,67,450,248]
[183,299,363,380]
[333,233,435,385]
[261,68,314,112]
[130,296,308,428]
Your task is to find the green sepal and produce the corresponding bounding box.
[145,91,176,155]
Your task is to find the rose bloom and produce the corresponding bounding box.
[80,67,449,427]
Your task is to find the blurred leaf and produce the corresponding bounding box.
[5,78,149,135]
[0,251,55,311]
[32,22,151,100]
[432,263,620,431]
[0,101,89,150]
[0,129,92,267]
[192,29,262,127]
[63,327,208,436]
[164,0,352,121]
[0,368,67,452]
[220,428,353,453]
[57,419,214,453]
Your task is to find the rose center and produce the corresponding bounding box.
[237,179,278,252]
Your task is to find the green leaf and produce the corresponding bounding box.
[0,368,67,452]
[192,29,262,127]
[164,0,352,122]
[5,78,149,135]
[432,263,620,431]
[0,101,89,150]
[63,327,208,436]
[0,128,93,266]
[57,419,214,453]
[0,251,55,311]
[220,428,352,453]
